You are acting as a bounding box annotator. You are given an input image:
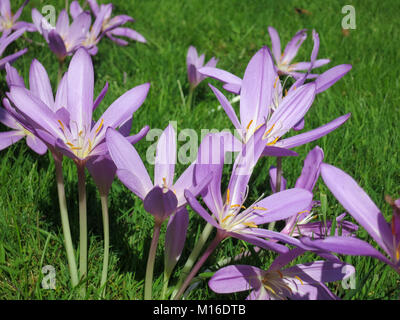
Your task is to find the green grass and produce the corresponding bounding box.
[0,0,399,300]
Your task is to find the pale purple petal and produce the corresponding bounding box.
[86,154,116,195]
[300,236,394,267]
[281,29,307,64]
[67,48,94,131]
[94,83,150,139]
[276,113,351,149]
[26,135,47,154]
[0,49,27,69]
[267,27,281,63]
[29,59,55,110]
[69,1,84,20]
[250,188,313,225]
[209,265,264,294]
[106,127,153,196]
[0,131,24,150]
[315,64,352,94]
[165,207,189,276]
[55,9,69,37]
[184,189,220,229]
[240,46,276,133]
[209,84,241,132]
[269,166,287,193]
[5,63,24,87]
[93,82,109,111]
[109,27,146,43]
[143,186,178,222]
[230,231,289,253]
[47,30,67,60]
[154,124,176,188]
[321,163,393,255]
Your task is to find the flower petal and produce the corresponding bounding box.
[321,163,393,255]
[209,265,264,294]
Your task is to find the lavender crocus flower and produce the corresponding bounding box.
[0,63,48,154]
[201,46,351,152]
[106,124,209,224]
[0,0,35,36]
[32,8,92,61]
[185,126,313,254]
[6,48,150,165]
[0,27,27,69]
[267,27,330,79]
[71,0,146,45]
[209,249,355,300]
[301,163,400,274]
[187,46,218,90]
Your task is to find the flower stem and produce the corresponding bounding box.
[171,222,213,299]
[269,156,282,231]
[173,231,223,300]
[186,86,195,111]
[162,271,170,300]
[53,153,79,287]
[76,162,88,295]
[144,221,162,300]
[99,193,110,298]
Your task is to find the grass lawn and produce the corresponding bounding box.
[0,0,399,299]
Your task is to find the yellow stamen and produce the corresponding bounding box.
[221,214,234,223]
[70,146,82,150]
[284,89,288,96]
[266,136,280,146]
[293,86,297,91]
[95,118,104,134]
[66,142,74,147]
[297,210,310,215]
[162,177,167,188]
[246,120,253,131]
[243,221,258,228]
[226,189,230,205]
[79,130,84,137]
[88,139,92,152]
[252,206,267,211]
[273,76,279,88]
[264,124,275,138]
[58,120,65,131]
[264,284,277,296]
[230,204,246,209]
[295,276,304,285]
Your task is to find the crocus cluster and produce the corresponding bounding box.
[32,0,146,61]
[0,1,395,302]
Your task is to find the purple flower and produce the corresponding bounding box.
[267,27,330,79]
[6,48,150,164]
[0,0,36,35]
[0,63,48,154]
[200,46,351,151]
[301,163,400,274]
[209,249,355,300]
[187,46,218,89]
[32,8,92,61]
[0,28,27,69]
[273,146,358,238]
[106,124,208,224]
[72,0,146,46]
[185,127,313,254]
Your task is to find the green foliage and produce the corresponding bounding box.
[0,0,399,299]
